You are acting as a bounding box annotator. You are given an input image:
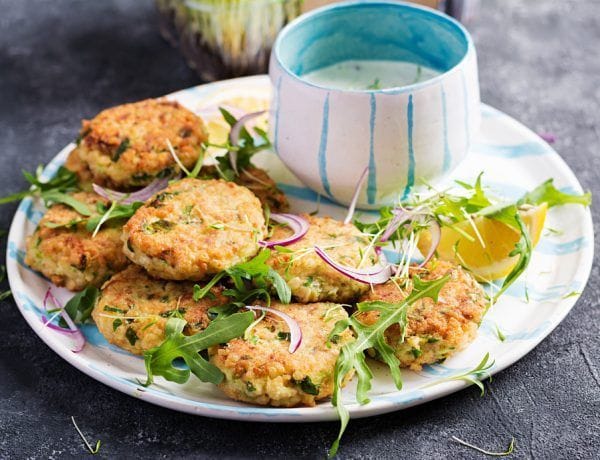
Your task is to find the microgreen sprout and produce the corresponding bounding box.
[422,352,495,396]
[452,435,515,457]
[71,416,101,455]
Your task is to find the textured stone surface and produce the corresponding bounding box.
[0,0,598,458]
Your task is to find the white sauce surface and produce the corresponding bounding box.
[302,59,440,90]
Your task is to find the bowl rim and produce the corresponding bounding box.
[270,0,475,95]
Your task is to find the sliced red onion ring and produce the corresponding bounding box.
[344,166,369,225]
[380,209,413,243]
[245,305,302,353]
[92,177,170,204]
[43,288,86,353]
[418,219,441,268]
[314,245,392,284]
[537,132,556,144]
[41,316,78,334]
[228,110,265,175]
[260,213,309,248]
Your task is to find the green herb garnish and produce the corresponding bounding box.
[298,376,320,395]
[125,327,139,345]
[71,416,101,455]
[59,286,99,327]
[112,138,130,162]
[0,166,79,206]
[143,313,254,386]
[277,331,291,341]
[327,274,450,457]
[211,108,271,180]
[518,179,591,208]
[366,78,381,90]
[193,249,291,306]
[86,200,143,237]
[103,305,127,314]
[452,435,515,457]
[423,352,494,396]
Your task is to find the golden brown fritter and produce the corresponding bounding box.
[201,165,289,213]
[266,215,378,303]
[73,99,207,190]
[122,178,266,281]
[92,265,228,355]
[209,302,354,407]
[358,260,487,370]
[24,192,129,291]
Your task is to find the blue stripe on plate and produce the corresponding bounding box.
[472,141,550,158]
[535,237,588,255]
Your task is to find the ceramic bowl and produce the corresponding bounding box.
[269,0,480,208]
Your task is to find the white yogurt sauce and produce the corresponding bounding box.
[301,59,440,90]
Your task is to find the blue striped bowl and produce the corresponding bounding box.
[269,0,480,209]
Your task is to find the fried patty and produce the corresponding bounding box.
[24,192,129,291]
[357,260,487,370]
[73,99,207,190]
[92,265,228,354]
[122,178,266,281]
[209,302,354,407]
[201,165,289,213]
[266,215,378,303]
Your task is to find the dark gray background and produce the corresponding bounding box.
[1,0,598,458]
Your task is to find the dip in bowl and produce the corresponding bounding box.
[269,0,480,208]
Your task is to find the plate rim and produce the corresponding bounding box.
[6,75,594,423]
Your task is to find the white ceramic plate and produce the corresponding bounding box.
[7,76,593,422]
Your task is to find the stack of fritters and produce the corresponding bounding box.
[25,98,486,408]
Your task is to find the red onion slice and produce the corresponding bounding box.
[537,132,556,144]
[43,288,86,353]
[417,219,441,268]
[260,213,309,248]
[314,245,392,284]
[92,177,170,204]
[245,305,302,353]
[41,316,78,334]
[380,209,413,243]
[343,166,369,225]
[228,110,266,175]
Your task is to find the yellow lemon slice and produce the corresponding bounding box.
[198,94,271,156]
[417,203,548,281]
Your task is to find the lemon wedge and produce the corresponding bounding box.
[198,95,270,155]
[417,203,548,281]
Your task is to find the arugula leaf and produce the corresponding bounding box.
[211,108,271,179]
[85,201,143,233]
[478,205,532,300]
[423,352,494,396]
[194,249,291,305]
[60,286,99,326]
[0,166,79,205]
[518,179,591,208]
[328,274,450,457]
[143,312,254,386]
[41,190,92,216]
